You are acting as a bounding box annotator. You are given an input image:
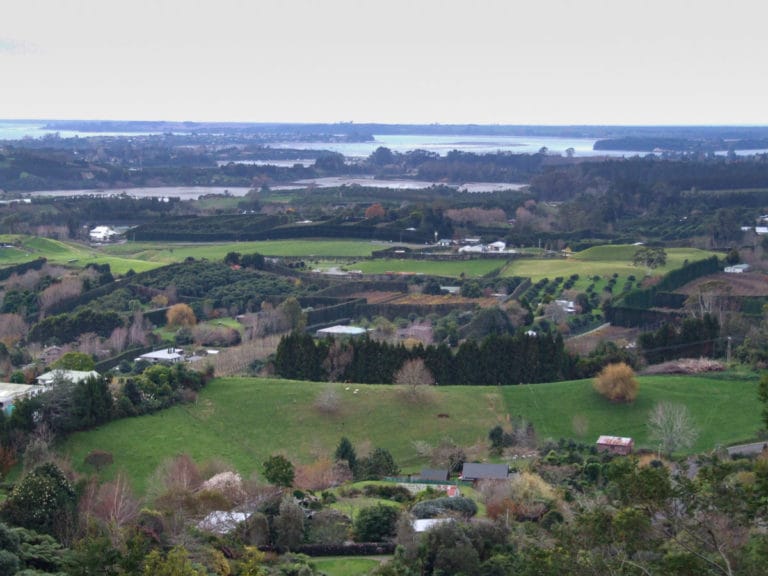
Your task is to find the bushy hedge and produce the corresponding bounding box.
[411,496,478,519]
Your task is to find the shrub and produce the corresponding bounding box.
[166,303,197,328]
[411,496,478,519]
[593,362,638,403]
[353,504,399,542]
[362,484,414,503]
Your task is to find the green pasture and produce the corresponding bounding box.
[0,235,159,274]
[0,235,381,275]
[352,258,507,277]
[102,239,380,261]
[501,246,718,288]
[60,373,760,495]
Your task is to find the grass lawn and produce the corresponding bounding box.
[311,557,384,576]
[60,373,761,495]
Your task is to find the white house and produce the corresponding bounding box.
[458,244,485,253]
[89,225,119,242]
[137,348,185,364]
[198,510,251,535]
[0,382,43,414]
[37,369,100,387]
[725,264,751,274]
[413,518,454,533]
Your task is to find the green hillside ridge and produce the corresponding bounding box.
[61,373,761,495]
[1,236,718,285]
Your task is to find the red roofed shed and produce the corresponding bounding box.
[596,435,634,456]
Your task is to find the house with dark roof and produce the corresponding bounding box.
[460,463,509,481]
[418,468,450,482]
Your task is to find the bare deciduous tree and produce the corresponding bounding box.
[394,358,435,390]
[0,313,28,343]
[128,310,148,346]
[39,276,83,315]
[322,339,353,382]
[91,473,141,547]
[648,401,698,455]
[107,326,129,353]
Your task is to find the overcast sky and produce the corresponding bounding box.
[1,0,766,125]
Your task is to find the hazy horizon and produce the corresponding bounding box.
[3,0,767,126]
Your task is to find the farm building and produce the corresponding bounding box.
[461,463,509,481]
[37,369,100,387]
[596,435,634,455]
[89,225,119,242]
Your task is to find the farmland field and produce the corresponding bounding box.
[103,239,382,260]
[352,258,507,277]
[501,246,718,286]
[60,373,761,494]
[0,235,158,274]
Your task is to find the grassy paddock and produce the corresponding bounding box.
[103,239,380,261]
[60,373,760,494]
[353,258,506,277]
[502,246,717,284]
[311,557,384,576]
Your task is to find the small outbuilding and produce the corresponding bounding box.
[596,435,634,455]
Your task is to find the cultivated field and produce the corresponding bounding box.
[61,373,761,494]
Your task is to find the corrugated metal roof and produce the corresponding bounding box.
[596,435,633,447]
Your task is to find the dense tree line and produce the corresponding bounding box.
[28,308,122,344]
[639,314,721,364]
[275,331,572,385]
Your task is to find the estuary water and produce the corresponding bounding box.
[0,120,618,157]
